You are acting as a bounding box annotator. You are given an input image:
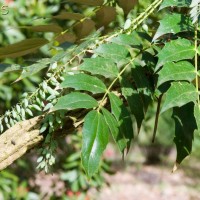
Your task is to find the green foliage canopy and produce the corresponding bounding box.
[0,0,200,179]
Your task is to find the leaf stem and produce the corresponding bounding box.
[97,59,133,112]
[152,94,163,143]
[97,0,163,111]
[195,22,199,104]
[128,0,163,33]
[97,47,150,112]
[0,0,163,132]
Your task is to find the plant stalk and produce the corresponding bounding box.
[195,22,199,104]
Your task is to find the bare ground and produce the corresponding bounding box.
[88,148,200,200]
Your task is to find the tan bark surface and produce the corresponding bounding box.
[0,116,43,171]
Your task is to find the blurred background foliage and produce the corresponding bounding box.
[0,0,199,199]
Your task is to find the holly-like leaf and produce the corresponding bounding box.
[156,38,195,71]
[157,61,196,87]
[109,92,133,153]
[81,110,109,178]
[94,43,129,62]
[160,0,191,10]
[153,13,193,41]
[0,38,49,59]
[120,77,145,132]
[102,108,127,153]
[61,73,107,94]
[172,103,197,164]
[80,57,118,78]
[161,82,198,113]
[53,92,98,111]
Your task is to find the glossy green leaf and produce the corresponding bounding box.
[81,110,109,178]
[109,92,133,152]
[157,61,196,86]
[121,77,145,132]
[156,38,195,71]
[80,57,118,78]
[160,0,191,10]
[102,108,127,153]
[172,103,196,164]
[0,38,49,59]
[94,43,129,62]
[153,13,193,41]
[53,92,98,111]
[161,82,198,113]
[61,73,107,94]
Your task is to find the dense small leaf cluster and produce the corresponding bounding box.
[0,62,61,132]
